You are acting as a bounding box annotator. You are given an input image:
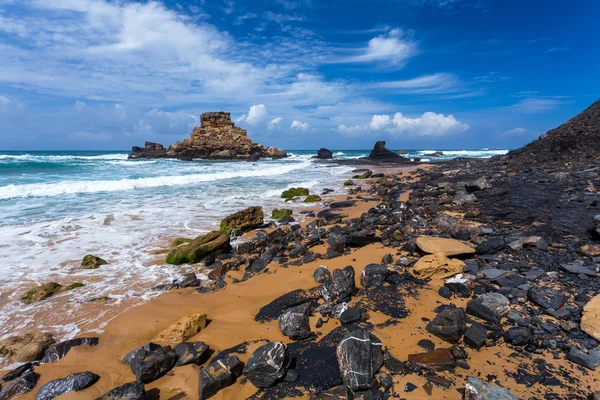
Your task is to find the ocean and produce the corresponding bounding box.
[0,149,507,343]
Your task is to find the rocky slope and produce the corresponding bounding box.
[129,112,287,161]
[507,99,600,166]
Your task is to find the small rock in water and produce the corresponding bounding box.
[174,342,210,366]
[198,355,243,399]
[81,254,108,269]
[95,381,145,400]
[35,371,99,400]
[242,342,290,388]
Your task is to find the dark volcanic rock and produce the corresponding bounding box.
[198,355,243,399]
[278,303,312,340]
[426,308,467,344]
[527,286,567,310]
[243,342,290,388]
[507,99,600,165]
[476,238,505,254]
[566,348,600,370]
[0,371,40,400]
[319,266,356,303]
[360,264,388,288]
[466,293,510,324]
[313,265,331,283]
[1,363,34,382]
[327,232,347,253]
[174,342,210,366]
[129,142,168,159]
[36,371,99,400]
[339,308,361,325]
[464,323,487,350]
[368,141,405,161]
[95,381,145,400]
[42,337,99,363]
[503,327,533,346]
[121,343,161,365]
[336,330,383,391]
[129,346,177,383]
[255,288,318,322]
[346,233,382,248]
[314,148,334,159]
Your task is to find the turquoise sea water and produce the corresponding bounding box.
[0,149,507,343]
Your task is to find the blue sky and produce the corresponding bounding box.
[0,0,598,150]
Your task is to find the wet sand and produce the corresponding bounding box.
[3,164,597,399]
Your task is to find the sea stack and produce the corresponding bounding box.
[129,112,287,161]
[368,141,411,162]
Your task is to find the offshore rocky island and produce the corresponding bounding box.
[2,100,600,399]
[129,112,287,161]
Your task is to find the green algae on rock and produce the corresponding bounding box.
[344,180,354,186]
[304,194,322,203]
[81,254,108,269]
[281,187,309,200]
[166,231,230,265]
[219,206,264,234]
[171,238,193,247]
[272,209,293,220]
[21,283,63,304]
[65,283,85,290]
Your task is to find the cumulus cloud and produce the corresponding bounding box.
[268,117,283,130]
[498,127,529,136]
[346,28,418,67]
[291,120,310,131]
[237,104,268,125]
[340,111,469,136]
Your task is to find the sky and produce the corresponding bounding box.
[0,0,598,151]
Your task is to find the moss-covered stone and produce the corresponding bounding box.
[166,230,230,265]
[357,170,373,179]
[171,238,192,247]
[281,187,309,200]
[21,283,63,304]
[65,282,85,290]
[344,180,354,186]
[81,254,108,269]
[219,206,264,234]
[272,208,293,220]
[304,194,322,203]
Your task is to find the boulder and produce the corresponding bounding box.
[266,146,287,159]
[416,236,476,256]
[152,313,207,344]
[81,255,108,269]
[243,342,290,388]
[313,265,331,284]
[282,188,309,200]
[464,377,519,400]
[166,231,230,265]
[527,286,566,310]
[21,283,62,304]
[36,371,99,400]
[314,148,333,159]
[466,293,510,324]
[360,264,388,288]
[426,308,467,344]
[174,342,210,366]
[198,355,243,399]
[327,233,347,253]
[121,343,161,365]
[272,209,292,220]
[0,333,55,363]
[357,170,373,179]
[336,330,383,391]
[95,381,145,400]
[42,337,99,363]
[318,266,356,303]
[278,303,312,340]
[129,346,177,383]
[0,371,40,399]
[408,349,455,372]
[219,206,264,234]
[304,194,322,203]
[412,253,465,279]
[343,180,354,186]
[581,294,600,341]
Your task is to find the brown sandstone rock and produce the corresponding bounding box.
[412,253,465,279]
[581,295,600,341]
[416,236,476,256]
[0,332,55,362]
[153,314,207,344]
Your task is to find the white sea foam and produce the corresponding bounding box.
[0,153,129,162]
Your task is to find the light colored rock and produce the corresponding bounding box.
[0,332,55,362]
[412,253,465,279]
[581,244,600,257]
[582,295,600,341]
[416,236,475,256]
[153,314,207,344]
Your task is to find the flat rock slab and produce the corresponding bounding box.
[581,294,600,341]
[527,286,566,310]
[561,262,598,276]
[255,288,319,322]
[412,253,465,279]
[466,293,510,324]
[416,236,476,256]
[408,349,455,372]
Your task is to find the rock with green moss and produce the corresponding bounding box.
[219,206,264,234]
[166,231,230,265]
[304,194,322,203]
[281,187,309,200]
[65,283,85,290]
[81,254,108,269]
[344,180,354,186]
[272,209,293,220]
[357,170,373,179]
[171,238,193,247]
[21,283,63,304]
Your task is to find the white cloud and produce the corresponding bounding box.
[510,98,564,113]
[499,127,528,136]
[369,115,392,130]
[0,95,10,104]
[291,120,310,131]
[361,112,469,136]
[346,28,418,67]
[245,104,268,125]
[268,117,283,130]
[234,12,257,25]
[264,12,305,23]
[222,0,235,14]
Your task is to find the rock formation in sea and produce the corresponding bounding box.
[367,141,411,162]
[129,112,287,161]
[507,99,600,165]
[313,148,333,159]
